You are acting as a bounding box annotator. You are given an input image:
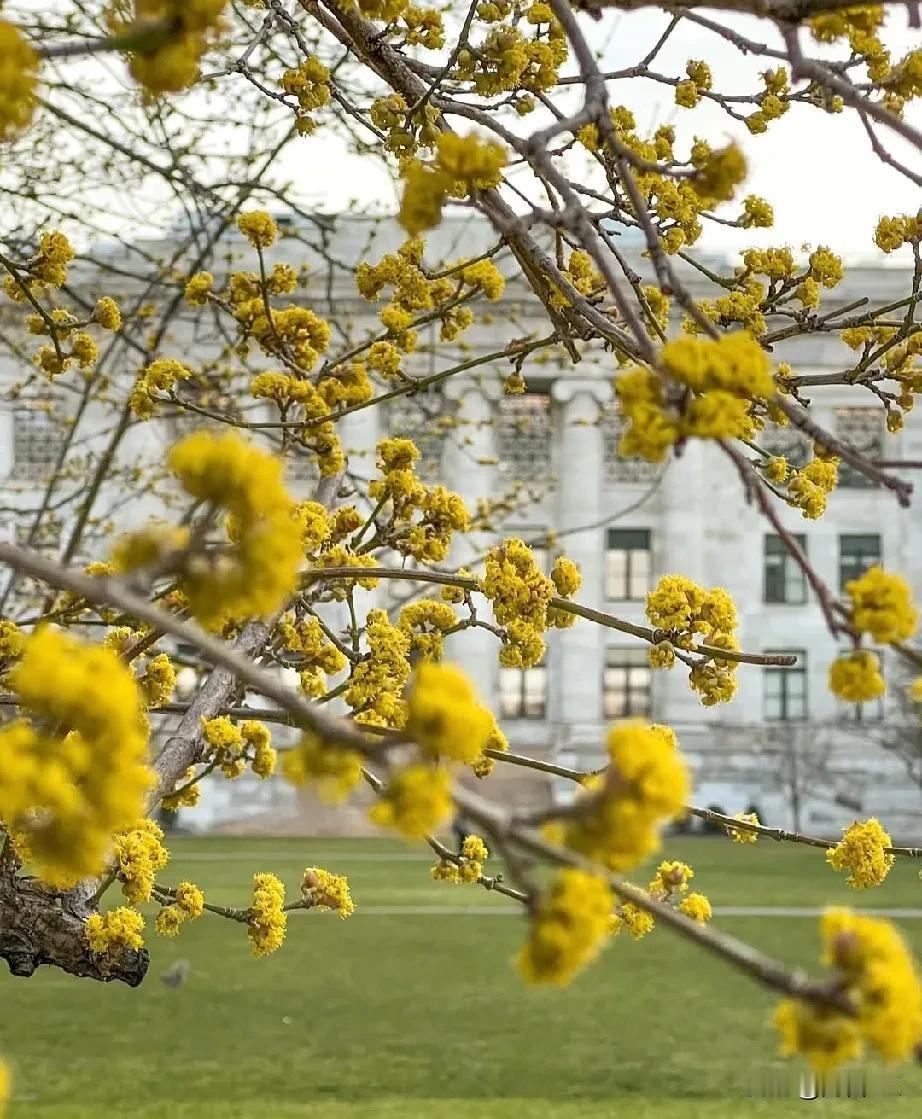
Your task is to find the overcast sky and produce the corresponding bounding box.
[283,9,921,264]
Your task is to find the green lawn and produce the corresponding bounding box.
[4,835,922,1118]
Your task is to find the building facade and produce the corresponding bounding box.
[2,215,921,838]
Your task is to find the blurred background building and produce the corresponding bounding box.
[2,214,920,837]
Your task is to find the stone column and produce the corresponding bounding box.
[337,400,381,621]
[656,436,715,726]
[442,375,500,706]
[550,378,611,755]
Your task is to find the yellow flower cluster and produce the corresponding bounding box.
[845,565,918,643]
[565,722,689,872]
[248,872,287,957]
[482,538,555,668]
[184,270,213,305]
[828,649,885,703]
[546,556,581,628]
[161,766,202,811]
[617,332,773,460]
[454,14,567,98]
[201,715,265,780]
[458,833,490,883]
[301,866,355,918]
[2,233,74,305]
[617,901,656,939]
[648,859,693,898]
[94,297,122,331]
[140,652,176,709]
[875,213,922,253]
[471,719,509,780]
[518,869,614,986]
[280,613,346,697]
[113,819,170,903]
[156,880,205,937]
[85,907,146,957]
[369,438,471,564]
[0,628,151,887]
[356,239,503,355]
[675,59,712,109]
[0,619,25,660]
[399,132,508,234]
[129,357,192,418]
[369,93,440,158]
[166,431,302,627]
[778,444,840,520]
[243,720,277,779]
[775,908,922,1071]
[826,818,895,889]
[679,892,712,923]
[238,210,277,250]
[368,764,453,839]
[123,0,228,95]
[645,575,740,705]
[406,662,492,765]
[0,18,37,141]
[398,599,458,660]
[726,811,760,843]
[281,57,331,129]
[344,609,410,728]
[282,731,364,803]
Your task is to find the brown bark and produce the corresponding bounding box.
[0,470,344,987]
[0,872,148,986]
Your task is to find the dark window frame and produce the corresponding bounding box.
[604,528,652,602]
[839,534,882,593]
[763,533,808,605]
[602,647,652,719]
[498,662,548,720]
[763,648,808,722]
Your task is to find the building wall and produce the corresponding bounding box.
[2,215,920,838]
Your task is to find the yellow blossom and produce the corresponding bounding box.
[368,764,453,839]
[565,722,689,871]
[827,818,895,888]
[406,662,492,764]
[518,869,613,986]
[828,649,885,703]
[727,811,760,843]
[85,907,145,957]
[0,19,38,141]
[282,731,363,803]
[248,872,287,957]
[302,866,355,918]
[845,566,917,644]
[0,628,151,887]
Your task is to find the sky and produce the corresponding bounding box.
[280,7,922,263]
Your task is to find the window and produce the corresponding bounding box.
[605,528,652,601]
[285,449,320,484]
[497,391,551,482]
[764,534,807,605]
[603,647,652,719]
[602,411,663,484]
[839,534,881,591]
[14,405,58,478]
[499,663,547,719]
[388,391,449,480]
[763,649,807,721]
[758,421,811,469]
[836,408,884,489]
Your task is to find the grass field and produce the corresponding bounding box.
[5,835,922,1118]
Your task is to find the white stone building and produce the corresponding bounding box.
[2,214,921,837]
